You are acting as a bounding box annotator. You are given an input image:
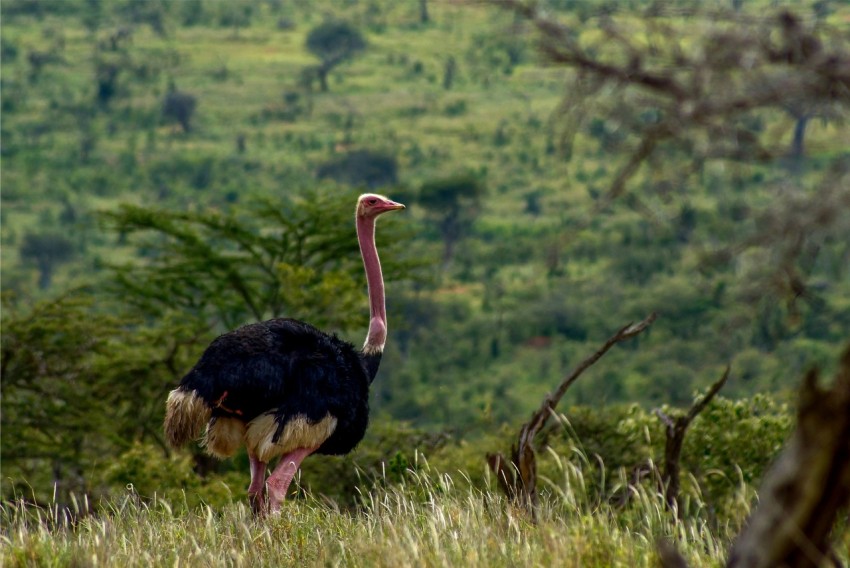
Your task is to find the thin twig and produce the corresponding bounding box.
[525,312,657,439]
[687,366,730,422]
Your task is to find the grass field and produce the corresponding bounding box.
[2,464,738,568]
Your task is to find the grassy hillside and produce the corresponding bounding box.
[4,3,848,430]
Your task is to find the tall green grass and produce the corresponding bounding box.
[2,454,739,568]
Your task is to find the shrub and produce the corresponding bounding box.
[316,150,397,188]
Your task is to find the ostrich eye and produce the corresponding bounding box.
[368,199,377,205]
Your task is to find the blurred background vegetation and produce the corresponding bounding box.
[1,0,848,526]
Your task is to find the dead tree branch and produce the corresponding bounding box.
[487,312,657,518]
[654,367,730,512]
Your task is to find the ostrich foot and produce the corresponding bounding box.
[248,453,267,517]
[248,487,267,516]
[266,447,317,513]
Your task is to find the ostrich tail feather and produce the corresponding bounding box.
[164,388,211,448]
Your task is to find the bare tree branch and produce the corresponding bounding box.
[526,312,657,439]
[488,312,657,518]
[686,367,730,422]
[654,367,731,511]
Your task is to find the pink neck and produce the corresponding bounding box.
[357,215,386,353]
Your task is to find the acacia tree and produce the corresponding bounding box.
[316,149,398,188]
[20,232,74,289]
[501,1,850,310]
[418,174,487,267]
[162,86,197,132]
[0,292,204,505]
[305,21,367,92]
[100,188,411,332]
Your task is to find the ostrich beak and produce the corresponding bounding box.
[380,200,405,213]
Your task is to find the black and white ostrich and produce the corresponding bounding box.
[164,193,404,514]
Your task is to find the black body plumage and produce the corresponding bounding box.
[177,318,379,456]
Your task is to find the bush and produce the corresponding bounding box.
[162,89,197,132]
[19,232,75,289]
[315,150,397,188]
[103,442,242,510]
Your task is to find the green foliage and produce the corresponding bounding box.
[0,293,129,502]
[315,150,398,189]
[103,442,241,510]
[554,404,660,473]
[0,292,209,504]
[305,20,367,91]
[19,232,75,289]
[99,187,412,330]
[305,21,367,66]
[542,395,792,524]
[417,174,487,265]
[299,420,452,506]
[681,395,792,516]
[161,88,197,133]
[0,292,184,505]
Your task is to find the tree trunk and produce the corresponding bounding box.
[662,422,685,509]
[318,66,329,92]
[726,347,850,568]
[38,260,53,289]
[655,368,729,513]
[789,114,810,173]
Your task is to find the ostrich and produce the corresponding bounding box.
[163,193,404,514]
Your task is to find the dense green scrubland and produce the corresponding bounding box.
[2,0,849,564]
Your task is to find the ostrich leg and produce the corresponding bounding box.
[266,447,318,513]
[248,453,267,515]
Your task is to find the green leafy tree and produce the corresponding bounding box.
[418,174,487,267]
[119,0,169,36]
[0,292,203,504]
[19,232,75,289]
[305,21,367,92]
[316,150,398,189]
[162,87,197,133]
[100,188,411,332]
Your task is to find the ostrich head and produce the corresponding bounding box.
[357,193,405,219]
